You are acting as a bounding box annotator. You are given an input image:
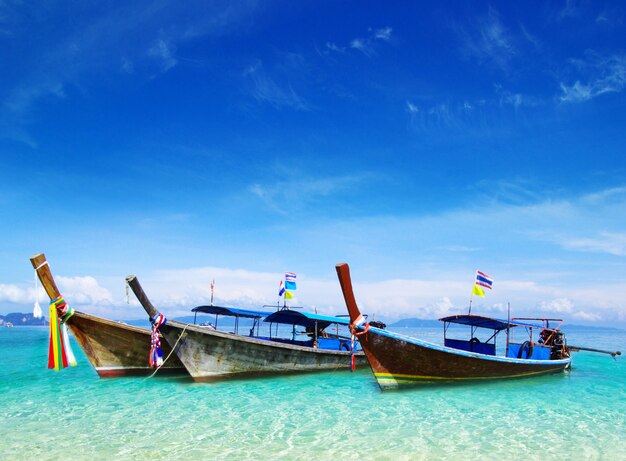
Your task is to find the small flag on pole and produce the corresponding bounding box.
[285,272,297,290]
[278,280,285,297]
[472,271,493,297]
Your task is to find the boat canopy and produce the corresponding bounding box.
[192,305,268,319]
[264,309,351,329]
[438,314,544,331]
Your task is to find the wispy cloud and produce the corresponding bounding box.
[0,1,260,146]
[559,53,626,103]
[148,38,178,73]
[471,178,546,206]
[0,79,67,147]
[250,173,370,213]
[558,232,626,256]
[326,26,393,58]
[405,101,419,114]
[457,8,516,71]
[582,186,626,204]
[557,0,583,21]
[243,61,309,111]
[494,84,541,110]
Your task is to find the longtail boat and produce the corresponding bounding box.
[335,262,573,390]
[30,254,185,377]
[126,275,366,381]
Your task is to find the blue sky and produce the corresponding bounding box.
[1,1,626,327]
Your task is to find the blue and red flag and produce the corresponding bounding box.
[475,271,493,289]
[472,271,493,297]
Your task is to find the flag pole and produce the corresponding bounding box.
[468,270,476,315]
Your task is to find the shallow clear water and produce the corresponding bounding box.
[1,326,624,460]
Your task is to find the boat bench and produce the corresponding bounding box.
[445,338,496,356]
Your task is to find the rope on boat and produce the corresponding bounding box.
[348,320,371,371]
[144,323,189,379]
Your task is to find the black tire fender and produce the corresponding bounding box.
[517,340,534,359]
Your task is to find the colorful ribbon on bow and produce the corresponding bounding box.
[149,313,167,368]
[48,296,77,371]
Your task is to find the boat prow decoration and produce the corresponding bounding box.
[30,254,185,377]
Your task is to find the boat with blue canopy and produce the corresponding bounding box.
[126,276,367,382]
[192,305,268,335]
[336,263,573,390]
[262,309,356,352]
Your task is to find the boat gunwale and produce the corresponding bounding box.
[164,319,363,356]
[71,310,151,335]
[361,325,572,366]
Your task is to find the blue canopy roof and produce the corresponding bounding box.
[438,315,543,331]
[264,309,351,328]
[192,305,268,319]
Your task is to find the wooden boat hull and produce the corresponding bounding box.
[67,311,185,377]
[358,327,571,390]
[159,320,367,381]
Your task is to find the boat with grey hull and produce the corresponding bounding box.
[126,275,366,381]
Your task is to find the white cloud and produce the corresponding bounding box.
[373,27,393,41]
[0,284,32,304]
[559,53,626,103]
[0,275,113,313]
[572,310,602,322]
[327,26,393,57]
[405,101,419,114]
[559,232,626,256]
[56,276,114,305]
[243,60,309,111]
[538,297,574,314]
[250,173,370,211]
[458,8,515,71]
[148,38,177,73]
[325,42,345,53]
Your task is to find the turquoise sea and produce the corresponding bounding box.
[1,326,624,460]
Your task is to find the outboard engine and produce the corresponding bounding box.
[540,328,569,359]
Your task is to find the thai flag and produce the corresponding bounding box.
[278,280,285,297]
[475,271,493,289]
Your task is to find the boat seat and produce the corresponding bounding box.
[445,338,496,356]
